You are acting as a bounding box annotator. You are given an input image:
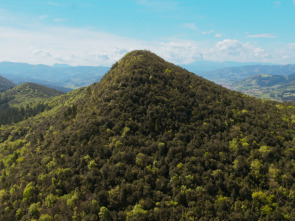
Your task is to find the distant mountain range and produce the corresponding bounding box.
[182,60,269,73]
[2,61,295,101]
[0,62,110,92]
[196,64,295,85]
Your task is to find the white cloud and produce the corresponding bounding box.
[215,34,222,38]
[204,39,269,62]
[183,23,197,31]
[0,25,294,66]
[274,1,281,7]
[293,0,295,4]
[277,43,295,63]
[39,15,48,20]
[202,30,214,35]
[0,26,147,66]
[288,43,295,48]
[33,49,53,58]
[54,18,67,23]
[152,41,203,64]
[247,33,276,38]
[136,0,178,12]
[47,2,61,7]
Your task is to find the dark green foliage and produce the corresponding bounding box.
[1,50,295,220]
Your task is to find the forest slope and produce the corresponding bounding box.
[1,51,295,220]
[0,75,15,92]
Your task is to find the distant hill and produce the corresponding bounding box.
[0,82,63,125]
[199,64,295,85]
[0,62,110,90]
[2,50,295,220]
[0,75,15,92]
[233,73,295,101]
[182,61,267,73]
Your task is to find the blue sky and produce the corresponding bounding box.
[0,0,295,66]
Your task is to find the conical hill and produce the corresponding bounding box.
[1,50,295,220]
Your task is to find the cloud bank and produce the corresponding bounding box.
[0,25,293,66]
[247,34,276,38]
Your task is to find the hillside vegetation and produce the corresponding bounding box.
[1,51,295,220]
[0,83,63,125]
[0,75,15,92]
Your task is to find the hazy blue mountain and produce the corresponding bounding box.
[52,63,72,68]
[0,62,110,91]
[198,64,295,85]
[182,60,267,73]
[0,75,15,92]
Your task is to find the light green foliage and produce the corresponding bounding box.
[135,153,146,167]
[72,207,83,221]
[98,206,110,220]
[66,191,79,208]
[121,126,130,137]
[46,158,57,170]
[15,208,23,220]
[251,159,262,174]
[158,142,165,148]
[45,194,57,208]
[41,156,51,165]
[176,162,183,169]
[261,205,272,215]
[229,138,239,153]
[165,68,172,74]
[92,199,99,207]
[88,160,98,170]
[39,214,53,221]
[0,189,8,202]
[23,182,36,202]
[115,141,123,149]
[259,145,273,158]
[28,202,41,218]
[127,204,147,221]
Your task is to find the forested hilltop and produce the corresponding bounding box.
[1,50,295,220]
[0,83,63,126]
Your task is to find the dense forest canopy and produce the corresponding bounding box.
[1,50,295,220]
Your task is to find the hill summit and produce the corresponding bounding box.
[1,50,295,220]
